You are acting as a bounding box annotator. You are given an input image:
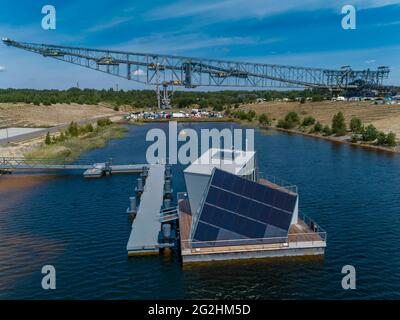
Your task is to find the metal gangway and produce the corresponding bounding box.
[0,157,147,177]
[0,157,94,170]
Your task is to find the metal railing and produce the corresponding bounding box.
[298,211,327,242]
[158,206,179,222]
[181,228,327,252]
[258,172,298,194]
[0,157,95,168]
[180,211,327,250]
[177,192,188,202]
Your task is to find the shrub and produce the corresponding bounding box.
[277,112,300,129]
[58,132,66,142]
[85,124,94,132]
[312,95,325,102]
[277,119,287,128]
[332,112,346,136]
[68,121,79,137]
[258,113,271,126]
[350,134,359,143]
[247,110,256,121]
[386,132,397,147]
[313,122,323,132]
[302,116,316,126]
[322,125,332,136]
[285,111,300,124]
[97,118,112,127]
[350,117,363,133]
[377,131,387,145]
[45,132,52,145]
[362,124,378,142]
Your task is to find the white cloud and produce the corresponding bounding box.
[117,33,282,54]
[147,0,400,22]
[86,16,134,33]
[0,65,5,72]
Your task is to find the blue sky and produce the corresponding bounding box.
[1,0,400,89]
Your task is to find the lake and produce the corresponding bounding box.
[1,122,399,299]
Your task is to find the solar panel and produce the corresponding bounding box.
[192,168,298,247]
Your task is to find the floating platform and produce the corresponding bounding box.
[178,198,326,263]
[126,164,166,256]
[83,164,147,178]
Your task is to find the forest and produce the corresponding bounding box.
[0,87,329,110]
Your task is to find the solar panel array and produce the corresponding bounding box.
[192,168,298,247]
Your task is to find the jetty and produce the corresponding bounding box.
[126,164,177,256]
[127,164,166,255]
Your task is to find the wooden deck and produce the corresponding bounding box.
[258,178,297,196]
[288,219,324,243]
[178,200,192,251]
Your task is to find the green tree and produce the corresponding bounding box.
[68,121,79,137]
[85,123,94,132]
[58,132,66,142]
[322,125,332,136]
[332,112,347,136]
[377,131,387,145]
[313,122,323,132]
[45,132,51,145]
[247,110,256,121]
[277,111,300,129]
[386,132,397,147]
[350,117,363,133]
[285,111,300,124]
[258,113,271,126]
[362,124,378,142]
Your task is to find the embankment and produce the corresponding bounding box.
[24,124,128,160]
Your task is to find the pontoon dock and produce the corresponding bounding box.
[126,164,166,255]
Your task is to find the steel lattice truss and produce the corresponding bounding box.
[2,38,390,90]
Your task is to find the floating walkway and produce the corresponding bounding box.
[126,164,167,256]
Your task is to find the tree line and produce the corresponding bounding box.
[0,88,330,110]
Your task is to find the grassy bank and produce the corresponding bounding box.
[24,124,127,160]
[231,109,399,153]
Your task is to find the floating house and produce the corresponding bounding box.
[178,148,326,263]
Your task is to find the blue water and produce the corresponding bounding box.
[1,122,400,299]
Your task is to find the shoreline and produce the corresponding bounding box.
[2,118,398,159]
[137,117,398,154]
[24,124,128,161]
[260,125,399,154]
